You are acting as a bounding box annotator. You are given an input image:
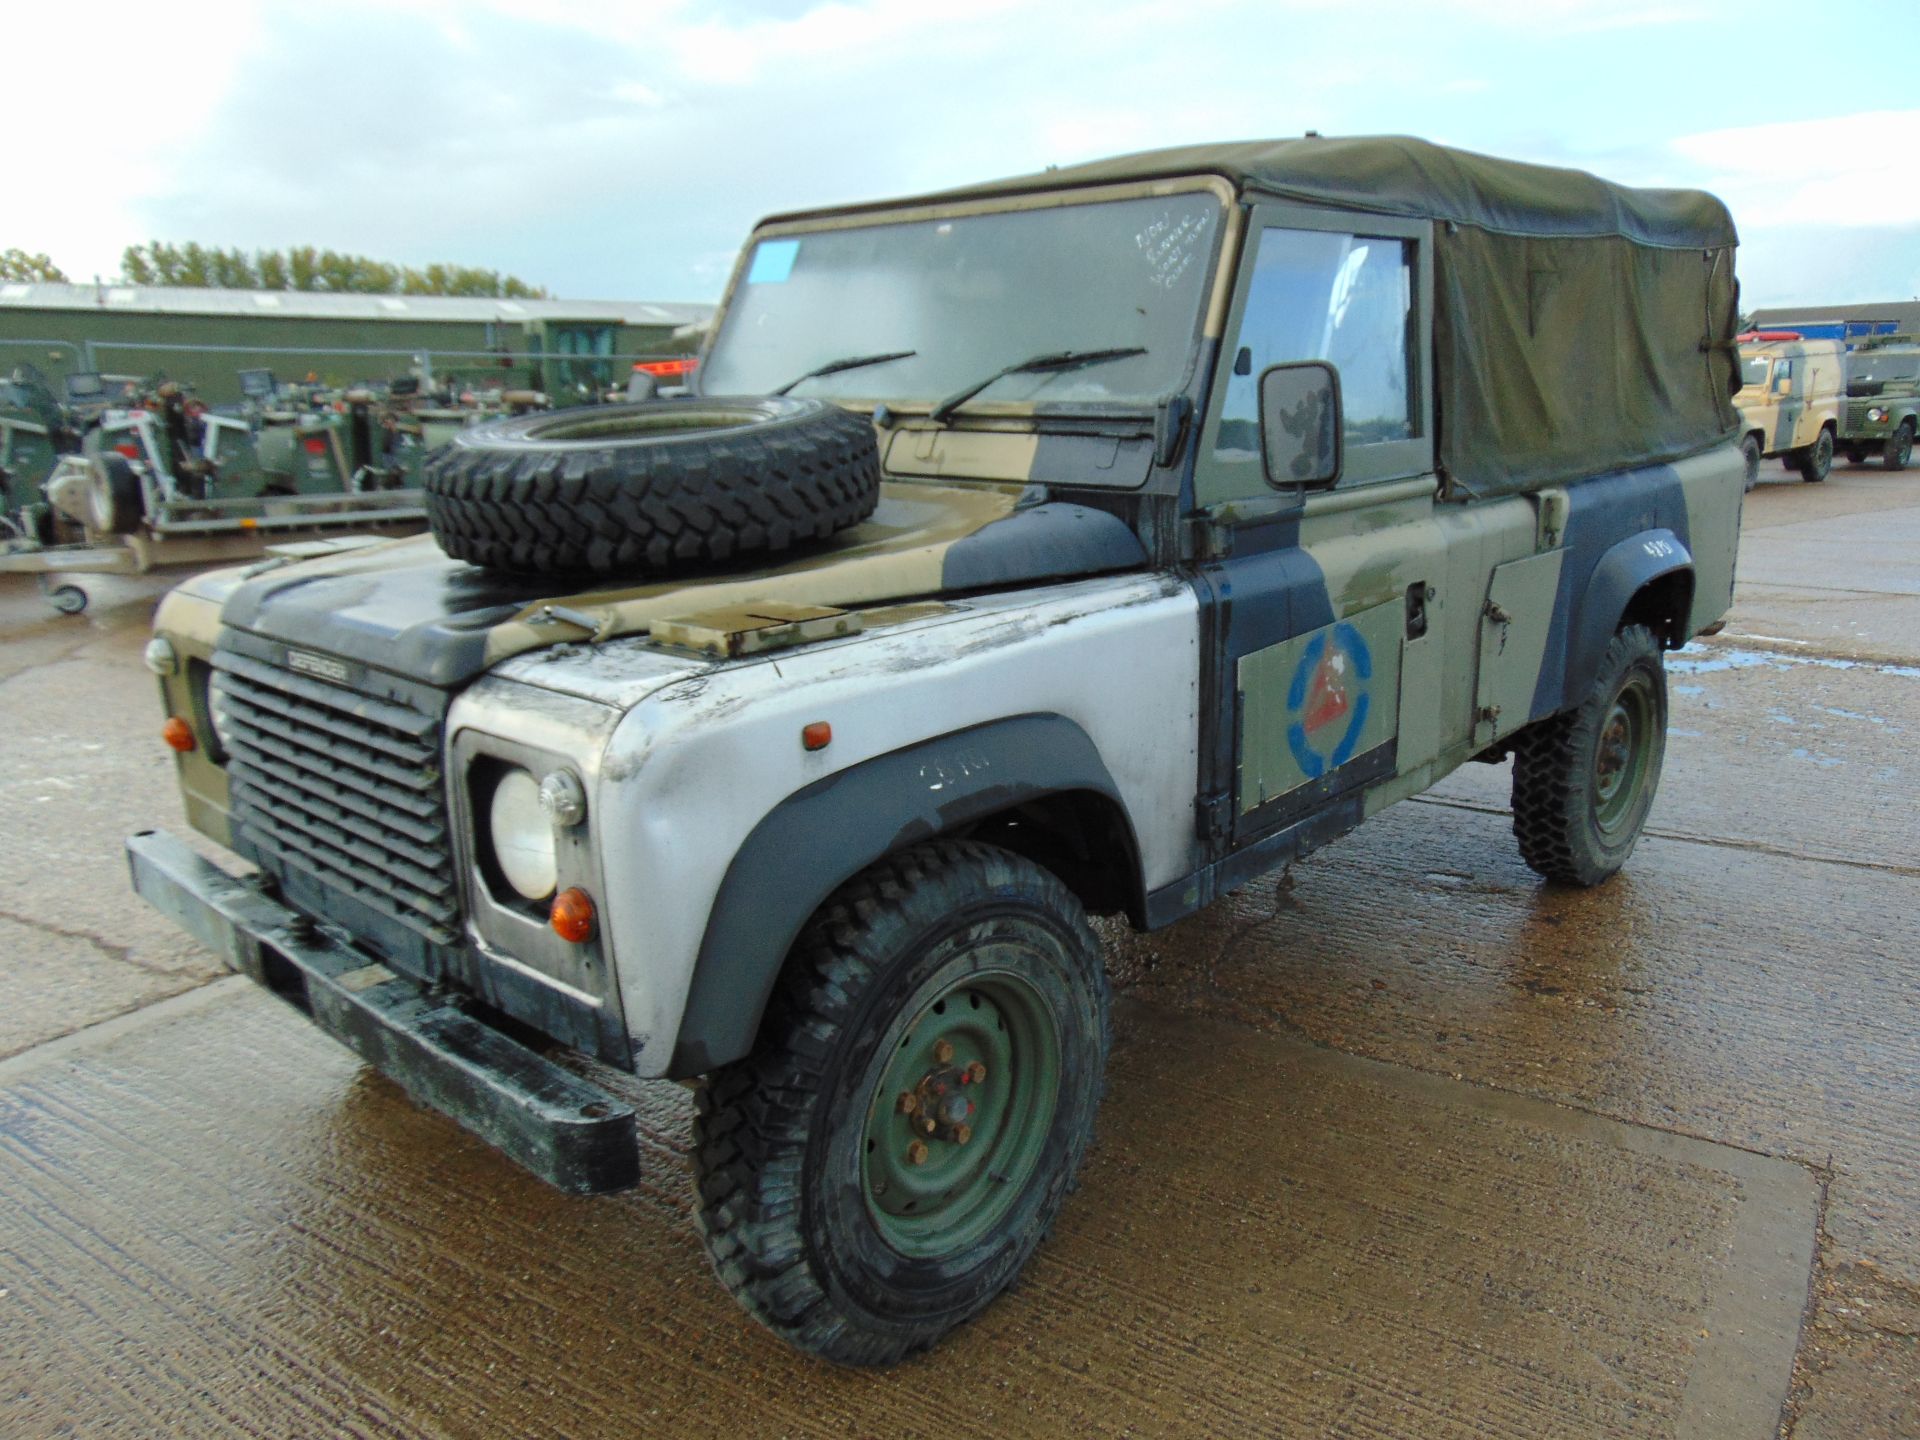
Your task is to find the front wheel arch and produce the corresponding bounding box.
[665,715,1141,1077]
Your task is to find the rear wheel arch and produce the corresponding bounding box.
[665,715,1142,1077]
[1620,568,1696,652]
[1556,528,1693,713]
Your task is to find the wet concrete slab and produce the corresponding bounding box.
[0,579,224,1059]
[1430,638,1920,874]
[5,465,1920,1433]
[1721,469,1920,665]
[0,980,1817,1440]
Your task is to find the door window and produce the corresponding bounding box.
[1215,227,1416,470]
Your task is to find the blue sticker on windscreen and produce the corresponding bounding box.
[748,239,799,284]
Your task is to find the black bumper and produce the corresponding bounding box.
[126,829,639,1195]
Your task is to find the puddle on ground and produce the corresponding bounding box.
[1672,642,1920,681]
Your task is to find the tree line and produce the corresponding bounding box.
[122,242,548,297]
[1,242,546,298]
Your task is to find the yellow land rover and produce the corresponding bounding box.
[1736,331,1844,487]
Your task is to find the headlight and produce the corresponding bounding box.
[144,637,178,675]
[1868,406,1888,423]
[204,671,231,759]
[489,767,558,900]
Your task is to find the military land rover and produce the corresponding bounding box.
[1735,330,1844,487]
[129,137,1744,1364]
[1839,337,1919,470]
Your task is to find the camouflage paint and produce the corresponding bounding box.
[1735,338,1843,458]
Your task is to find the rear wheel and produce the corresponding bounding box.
[1739,434,1760,492]
[1884,420,1914,472]
[1795,427,1834,483]
[1511,624,1668,887]
[693,841,1110,1365]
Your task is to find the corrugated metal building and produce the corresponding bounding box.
[0,282,712,402]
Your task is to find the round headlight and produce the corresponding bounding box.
[144,637,178,676]
[1869,406,1888,423]
[489,768,558,900]
[205,675,232,757]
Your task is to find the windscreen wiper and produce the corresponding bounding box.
[927,346,1148,425]
[773,350,917,396]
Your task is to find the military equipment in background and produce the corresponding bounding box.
[129,136,1744,1362]
[0,363,79,533]
[1,371,426,612]
[1735,330,1845,487]
[1838,337,1918,471]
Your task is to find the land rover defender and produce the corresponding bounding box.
[129,136,1744,1364]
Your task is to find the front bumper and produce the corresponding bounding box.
[126,829,639,1195]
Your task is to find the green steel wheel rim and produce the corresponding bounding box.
[1591,672,1656,837]
[860,966,1062,1260]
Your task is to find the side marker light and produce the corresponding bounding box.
[551,887,596,943]
[161,716,196,752]
[802,721,832,752]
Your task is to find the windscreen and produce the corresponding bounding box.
[1739,356,1770,388]
[702,192,1221,411]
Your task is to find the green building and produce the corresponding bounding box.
[0,281,712,404]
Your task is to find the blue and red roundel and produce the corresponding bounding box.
[1285,622,1372,779]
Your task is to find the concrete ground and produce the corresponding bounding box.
[1,456,1916,1437]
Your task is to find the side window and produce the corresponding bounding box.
[1215,227,1416,466]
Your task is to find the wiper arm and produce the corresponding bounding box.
[928,346,1148,425]
[773,350,917,396]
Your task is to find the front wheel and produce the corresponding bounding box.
[1795,427,1834,483]
[1884,420,1914,472]
[1739,434,1760,492]
[693,841,1111,1365]
[1511,625,1668,887]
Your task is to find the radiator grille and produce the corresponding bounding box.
[213,650,458,944]
[1846,399,1874,429]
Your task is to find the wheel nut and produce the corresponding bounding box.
[922,1116,937,1135]
[966,1061,987,1084]
[896,1091,918,1115]
[906,1140,929,1165]
[932,1038,955,1064]
[952,1123,973,1146]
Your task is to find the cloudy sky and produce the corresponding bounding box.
[13,0,1918,310]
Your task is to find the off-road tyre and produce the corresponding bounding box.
[1883,420,1914,472]
[1511,624,1668,887]
[421,396,879,575]
[692,841,1111,1366]
[1794,426,1834,483]
[1739,434,1760,492]
[88,454,146,535]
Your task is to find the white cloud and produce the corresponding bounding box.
[1671,110,1920,230]
[9,2,265,278]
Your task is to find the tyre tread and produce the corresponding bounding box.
[691,840,1109,1366]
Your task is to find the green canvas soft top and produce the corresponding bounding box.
[776,135,1737,251]
[767,136,1745,502]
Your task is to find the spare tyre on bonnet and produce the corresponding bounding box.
[422,395,881,575]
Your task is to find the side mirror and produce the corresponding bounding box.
[1259,361,1342,487]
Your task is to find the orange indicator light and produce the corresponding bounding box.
[551,887,596,943]
[802,721,832,752]
[161,716,196,752]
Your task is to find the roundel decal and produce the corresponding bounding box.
[1285,621,1373,779]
